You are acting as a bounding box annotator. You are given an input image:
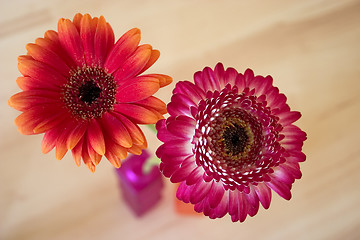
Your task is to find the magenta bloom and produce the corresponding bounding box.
[156,63,306,222]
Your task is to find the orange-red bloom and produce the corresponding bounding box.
[9,13,172,172]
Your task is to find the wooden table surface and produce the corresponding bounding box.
[1,0,360,239]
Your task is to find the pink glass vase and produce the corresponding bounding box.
[115,150,163,216]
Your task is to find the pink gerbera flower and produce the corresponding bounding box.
[156,63,306,222]
[8,13,172,172]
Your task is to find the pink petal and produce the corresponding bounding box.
[266,178,292,200]
[201,67,221,92]
[173,80,205,104]
[282,162,302,179]
[212,191,229,218]
[208,182,225,208]
[159,140,192,157]
[237,192,249,222]
[185,166,203,185]
[176,182,191,203]
[189,179,212,204]
[170,158,197,183]
[245,187,260,217]
[167,93,194,117]
[247,75,273,97]
[228,190,239,216]
[166,116,195,139]
[160,162,181,178]
[266,88,287,109]
[156,119,183,142]
[254,183,272,209]
[224,67,239,87]
[214,62,227,89]
[278,111,301,126]
[271,166,295,185]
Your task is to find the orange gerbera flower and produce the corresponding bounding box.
[8,13,172,172]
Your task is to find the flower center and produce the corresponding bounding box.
[78,80,102,104]
[62,66,117,120]
[207,109,260,165]
[222,122,250,156]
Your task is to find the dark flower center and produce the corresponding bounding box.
[62,66,117,120]
[223,123,249,156]
[78,80,102,104]
[208,110,258,164]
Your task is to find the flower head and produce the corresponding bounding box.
[156,63,306,222]
[8,13,172,172]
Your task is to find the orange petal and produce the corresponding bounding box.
[80,14,98,66]
[136,96,167,114]
[55,126,71,160]
[39,32,76,67]
[127,144,143,155]
[86,163,96,173]
[100,112,132,148]
[18,57,67,88]
[106,153,122,168]
[87,119,105,155]
[114,112,146,145]
[26,43,70,76]
[116,75,160,103]
[113,44,152,81]
[9,90,60,111]
[138,49,160,75]
[105,139,128,160]
[94,16,115,66]
[66,122,87,150]
[15,110,41,135]
[58,18,85,66]
[42,130,57,154]
[87,143,102,165]
[81,140,96,172]
[16,77,30,90]
[72,13,83,31]
[71,137,84,166]
[104,28,141,73]
[114,103,160,124]
[33,112,68,134]
[146,74,173,87]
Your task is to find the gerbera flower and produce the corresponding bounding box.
[8,13,172,172]
[156,63,306,222]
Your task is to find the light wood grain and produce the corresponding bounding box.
[1,0,360,239]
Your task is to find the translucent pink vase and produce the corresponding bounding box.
[115,150,164,216]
